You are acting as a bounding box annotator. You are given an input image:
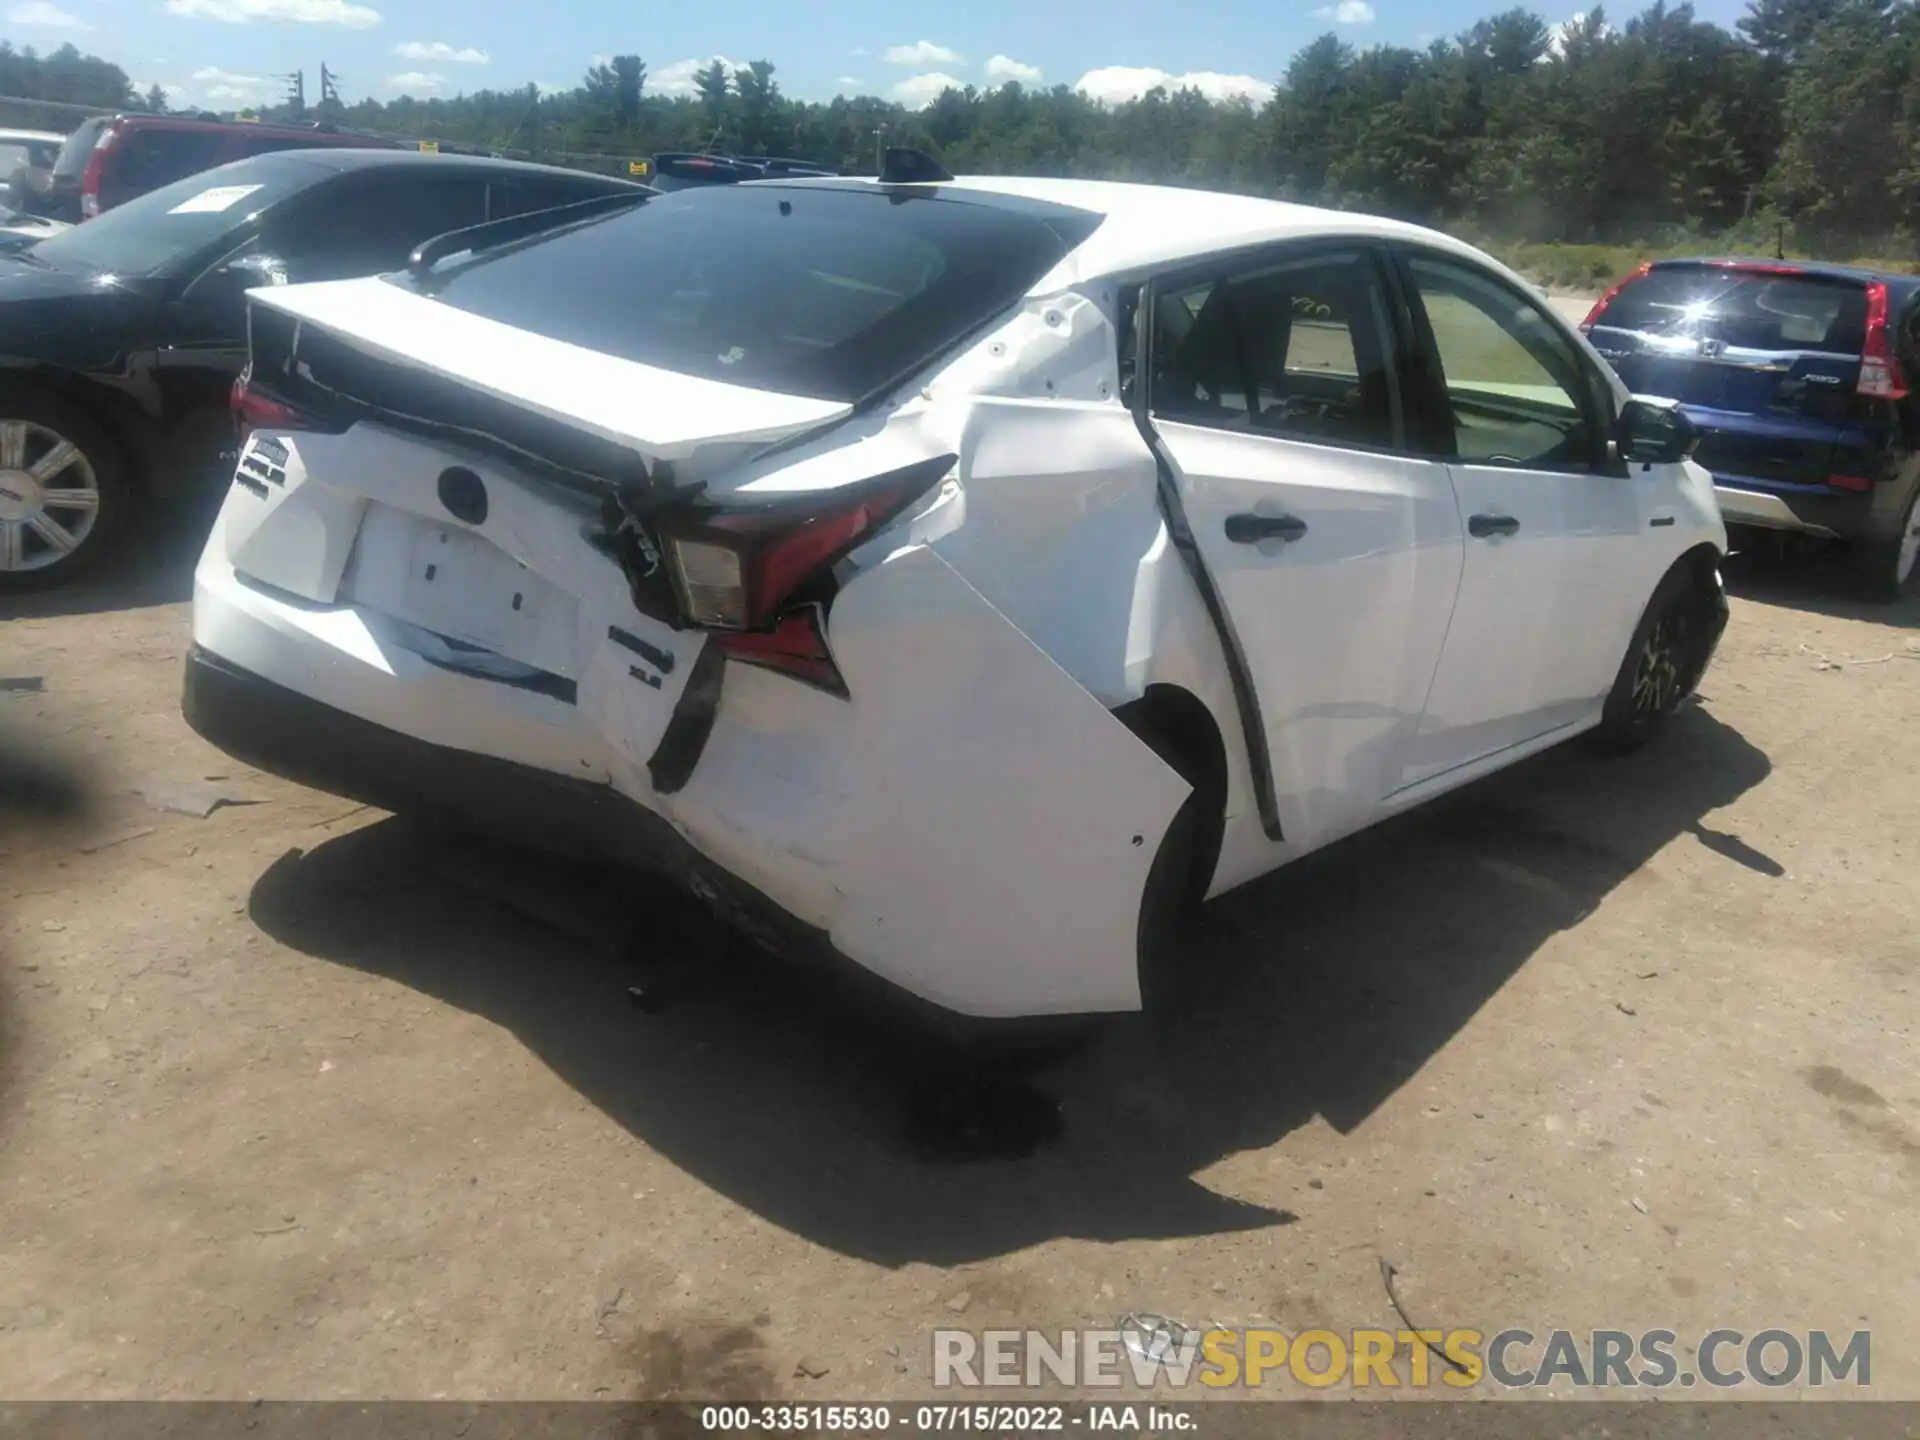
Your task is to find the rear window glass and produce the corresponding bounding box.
[116,129,229,194]
[52,117,109,179]
[402,184,1100,402]
[1595,267,1868,353]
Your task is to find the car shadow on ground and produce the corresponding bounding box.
[247,702,1772,1268]
[1722,538,1920,628]
[3,496,214,621]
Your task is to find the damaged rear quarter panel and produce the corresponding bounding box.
[675,543,1193,1018]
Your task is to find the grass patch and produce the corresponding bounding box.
[1491,240,1920,293]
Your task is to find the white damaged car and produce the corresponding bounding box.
[185,153,1730,1023]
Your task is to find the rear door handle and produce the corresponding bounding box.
[1468,512,1520,538]
[1225,512,1308,544]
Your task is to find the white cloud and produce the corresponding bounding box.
[8,1,89,27]
[164,0,380,26]
[1544,11,1616,56]
[1074,66,1272,105]
[385,70,443,92]
[889,71,966,107]
[850,44,868,56]
[650,54,737,96]
[1312,0,1376,22]
[133,78,193,107]
[983,54,1041,85]
[883,39,961,66]
[188,64,278,103]
[836,75,864,89]
[394,39,487,63]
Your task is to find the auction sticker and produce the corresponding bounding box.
[168,184,264,215]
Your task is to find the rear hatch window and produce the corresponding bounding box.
[394,183,1102,403]
[1588,264,1878,486]
[51,118,110,180]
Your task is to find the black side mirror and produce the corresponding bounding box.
[1617,395,1700,465]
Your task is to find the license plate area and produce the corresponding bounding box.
[342,504,581,677]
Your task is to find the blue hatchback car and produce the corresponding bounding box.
[1582,259,1920,599]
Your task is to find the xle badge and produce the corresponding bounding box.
[629,665,663,690]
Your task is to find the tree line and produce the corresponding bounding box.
[1,0,1913,256]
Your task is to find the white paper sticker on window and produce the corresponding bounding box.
[168,184,264,215]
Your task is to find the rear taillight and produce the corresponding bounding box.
[1582,260,1652,331]
[656,455,954,692]
[78,122,115,220]
[1826,472,1876,492]
[658,456,953,633]
[1859,281,1909,400]
[231,369,341,437]
[712,607,847,696]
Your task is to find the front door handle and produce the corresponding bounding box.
[1225,512,1308,544]
[1468,512,1520,538]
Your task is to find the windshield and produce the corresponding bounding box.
[401,183,1100,402]
[1594,266,1868,354]
[27,156,312,278]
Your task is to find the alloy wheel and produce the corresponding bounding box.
[1630,610,1688,716]
[0,417,100,573]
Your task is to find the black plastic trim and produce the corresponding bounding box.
[1129,278,1286,843]
[647,638,725,795]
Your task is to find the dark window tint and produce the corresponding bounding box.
[29,156,311,277]
[487,174,627,219]
[115,129,229,195]
[1594,267,1868,353]
[51,117,110,179]
[405,184,1100,402]
[1408,255,1597,470]
[239,136,333,159]
[271,173,488,281]
[1151,251,1402,450]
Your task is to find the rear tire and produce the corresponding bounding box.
[1850,489,1920,603]
[1590,564,1715,755]
[1115,707,1204,1017]
[0,386,130,593]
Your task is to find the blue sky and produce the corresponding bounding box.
[5,0,1756,113]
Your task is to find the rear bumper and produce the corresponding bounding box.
[1713,472,1913,544]
[182,642,822,948]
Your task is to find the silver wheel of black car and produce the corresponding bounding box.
[0,392,126,593]
[0,417,100,574]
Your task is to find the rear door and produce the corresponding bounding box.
[1142,244,1464,850]
[1394,249,1649,783]
[1585,264,1878,490]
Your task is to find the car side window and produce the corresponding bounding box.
[270,175,489,282]
[1150,250,1402,450]
[487,177,618,219]
[1405,254,1599,470]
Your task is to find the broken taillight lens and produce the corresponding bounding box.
[655,454,955,696]
[712,607,848,696]
[231,369,343,438]
[1858,281,1910,401]
[658,455,954,633]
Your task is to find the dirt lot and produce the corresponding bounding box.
[4,351,1918,1400]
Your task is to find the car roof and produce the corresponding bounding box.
[757,173,1503,285]
[242,148,651,186]
[1650,256,1912,285]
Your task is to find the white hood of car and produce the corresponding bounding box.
[249,277,854,461]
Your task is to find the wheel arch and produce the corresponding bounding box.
[1112,681,1230,908]
[0,365,150,489]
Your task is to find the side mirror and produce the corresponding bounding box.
[1617,395,1700,466]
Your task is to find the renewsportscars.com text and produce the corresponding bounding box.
[931,1326,1872,1390]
